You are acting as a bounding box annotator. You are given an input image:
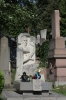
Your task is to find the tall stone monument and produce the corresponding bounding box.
[15,33,36,81]
[48,10,66,86]
[14,33,52,94]
[0,36,11,85]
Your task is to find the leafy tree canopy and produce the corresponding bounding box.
[0,0,39,37]
[1,0,66,65]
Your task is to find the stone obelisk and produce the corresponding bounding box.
[48,10,66,86]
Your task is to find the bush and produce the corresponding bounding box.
[0,71,5,94]
[36,41,49,66]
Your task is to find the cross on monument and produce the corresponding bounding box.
[52,10,61,38]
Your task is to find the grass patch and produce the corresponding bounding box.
[0,94,4,100]
[46,79,66,96]
[53,85,66,96]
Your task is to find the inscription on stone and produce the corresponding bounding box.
[33,79,42,91]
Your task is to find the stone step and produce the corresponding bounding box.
[2,90,66,100]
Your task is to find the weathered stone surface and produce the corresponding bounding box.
[14,81,33,91]
[14,80,52,91]
[33,79,42,91]
[55,81,66,86]
[52,10,60,38]
[2,90,66,100]
[48,10,66,83]
[42,81,52,90]
[25,98,39,100]
[0,36,11,85]
[2,90,23,100]
[15,33,36,81]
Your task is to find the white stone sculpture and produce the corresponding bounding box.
[15,33,36,81]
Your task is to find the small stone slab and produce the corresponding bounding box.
[33,79,42,91]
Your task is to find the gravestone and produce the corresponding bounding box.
[15,33,36,81]
[14,33,52,94]
[48,10,66,86]
[0,36,11,85]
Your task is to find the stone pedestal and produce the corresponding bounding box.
[14,80,52,95]
[48,37,66,83]
[48,10,66,86]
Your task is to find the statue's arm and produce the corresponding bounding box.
[23,48,35,63]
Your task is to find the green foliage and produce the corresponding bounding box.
[36,41,49,67]
[36,0,66,64]
[53,85,66,96]
[1,0,66,65]
[38,62,46,68]
[59,0,66,37]
[0,0,39,37]
[36,0,66,37]
[36,0,60,38]
[0,95,4,100]
[11,69,16,83]
[0,0,66,37]
[0,71,4,94]
[40,41,49,63]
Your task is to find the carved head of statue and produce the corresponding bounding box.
[20,36,28,47]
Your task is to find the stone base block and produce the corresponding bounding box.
[49,37,65,50]
[14,81,33,91]
[55,81,66,86]
[48,49,66,58]
[48,58,66,81]
[13,80,52,92]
